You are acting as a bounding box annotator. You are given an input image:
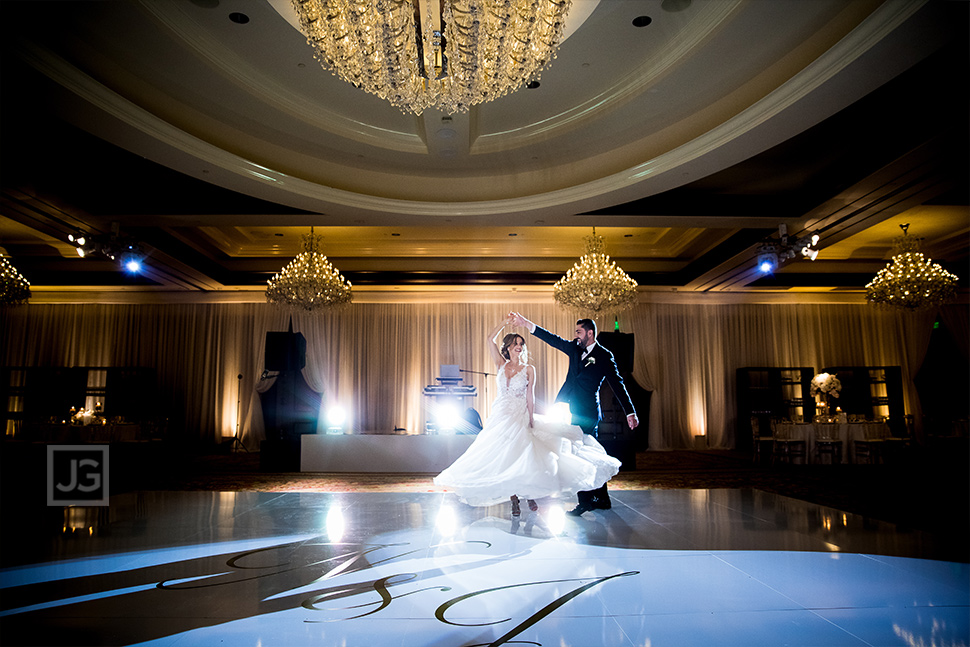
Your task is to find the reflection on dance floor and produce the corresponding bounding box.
[0,489,967,646]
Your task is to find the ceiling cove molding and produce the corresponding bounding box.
[616,0,929,186]
[136,0,426,154]
[473,0,744,153]
[25,286,882,306]
[14,0,929,220]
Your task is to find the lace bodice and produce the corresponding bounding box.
[496,363,529,400]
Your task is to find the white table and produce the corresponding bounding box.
[301,433,475,472]
[789,422,868,464]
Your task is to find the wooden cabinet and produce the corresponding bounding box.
[821,366,905,436]
[736,367,814,451]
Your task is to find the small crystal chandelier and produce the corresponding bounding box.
[554,229,639,316]
[291,0,573,115]
[865,223,958,311]
[266,228,352,311]
[0,250,31,306]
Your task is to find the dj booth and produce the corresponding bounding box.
[301,364,480,472]
[301,433,475,472]
[421,364,480,433]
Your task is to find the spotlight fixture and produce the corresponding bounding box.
[756,225,821,273]
[66,227,147,272]
[756,244,779,274]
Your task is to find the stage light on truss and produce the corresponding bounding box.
[122,256,143,273]
[755,226,821,273]
[757,245,779,274]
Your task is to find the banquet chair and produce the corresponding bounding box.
[772,420,806,465]
[751,416,773,464]
[813,421,843,465]
[882,414,915,463]
[854,420,887,464]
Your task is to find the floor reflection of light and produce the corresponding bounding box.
[545,504,565,536]
[436,504,458,537]
[4,487,967,647]
[326,506,345,543]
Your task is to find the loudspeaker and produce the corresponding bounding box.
[597,331,634,374]
[265,332,307,371]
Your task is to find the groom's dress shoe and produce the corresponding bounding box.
[566,503,593,516]
[591,498,612,510]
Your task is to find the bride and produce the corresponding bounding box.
[434,316,621,516]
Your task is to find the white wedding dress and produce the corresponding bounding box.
[433,363,621,507]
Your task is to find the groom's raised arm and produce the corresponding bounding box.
[510,313,576,355]
[532,325,578,354]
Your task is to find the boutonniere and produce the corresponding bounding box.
[584,356,596,367]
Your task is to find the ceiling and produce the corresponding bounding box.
[1,0,967,303]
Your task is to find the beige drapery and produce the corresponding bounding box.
[1,301,947,450]
[630,303,938,448]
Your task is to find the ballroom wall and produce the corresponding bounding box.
[1,298,956,451]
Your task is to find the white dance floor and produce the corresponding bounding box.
[0,488,966,646]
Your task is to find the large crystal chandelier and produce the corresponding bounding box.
[554,229,639,316]
[291,0,573,114]
[266,228,352,311]
[865,223,958,311]
[0,250,31,306]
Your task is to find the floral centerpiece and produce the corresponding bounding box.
[810,372,841,415]
[69,402,106,426]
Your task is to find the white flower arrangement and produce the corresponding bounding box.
[810,372,842,398]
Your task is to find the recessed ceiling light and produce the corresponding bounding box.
[632,16,652,27]
[229,12,249,24]
[526,81,540,89]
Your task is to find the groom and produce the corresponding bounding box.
[510,312,639,515]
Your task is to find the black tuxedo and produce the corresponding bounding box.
[532,325,636,509]
[532,326,636,437]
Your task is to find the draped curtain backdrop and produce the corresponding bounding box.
[1,301,949,450]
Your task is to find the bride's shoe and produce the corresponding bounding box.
[510,495,521,516]
[527,499,538,512]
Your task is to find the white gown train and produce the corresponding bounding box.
[434,365,620,507]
